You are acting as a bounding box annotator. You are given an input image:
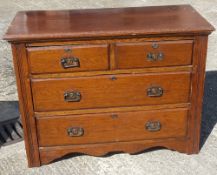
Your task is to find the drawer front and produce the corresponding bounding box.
[27,44,109,74]
[115,40,193,69]
[32,72,191,111]
[37,108,188,146]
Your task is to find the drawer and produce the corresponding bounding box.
[32,72,191,111]
[36,108,188,146]
[115,40,193,69]
[27,44,109,74]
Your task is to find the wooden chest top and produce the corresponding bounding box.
[3,5,214,41]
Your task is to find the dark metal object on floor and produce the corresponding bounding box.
[0,101,23,146]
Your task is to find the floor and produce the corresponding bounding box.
[0,0,217,174]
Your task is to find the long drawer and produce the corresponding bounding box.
[115,40,193,69]
[27,44,109,74]
[31,72,191,112]
[36,108,188,146]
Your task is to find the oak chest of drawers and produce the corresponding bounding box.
[3,5,215,167]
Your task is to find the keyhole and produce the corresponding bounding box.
[111,114,118,119]
[111,76,117,81]
[64,48,72,53]
[152,43,159,49]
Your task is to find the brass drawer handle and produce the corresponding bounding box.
[145,121,161,132]
[147,87,163,97]
[64,91,81,102]
[61,57,80,69]
[67,127,84,137]
[146,52,164,61]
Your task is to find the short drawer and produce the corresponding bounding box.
[36,108,188,146]
[27,44,109,74]
[115,40,193,69]
[31,72,191,111]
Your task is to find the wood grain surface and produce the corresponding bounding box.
[31,72,191,111]
[39,138,189,165]
[27,44,109,74]
[37,108,188,146]
[3,5,214,41]
[115,40,193,69]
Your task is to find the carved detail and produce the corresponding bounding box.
[40,138,189,165]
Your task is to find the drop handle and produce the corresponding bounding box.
[147,87,163,97]
[146,52,164,61]
[145,121,161,132]
[64,91,81,102]
[61,57,80,69]
[67,127,84,137]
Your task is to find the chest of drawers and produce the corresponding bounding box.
[3,5,214,167]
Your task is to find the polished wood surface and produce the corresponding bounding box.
[31,72,191,111]
[116,40,193,69]
[27,44,109,74]
[37,108,188,146]
[3,5,214,41]
[4,5,215,167]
